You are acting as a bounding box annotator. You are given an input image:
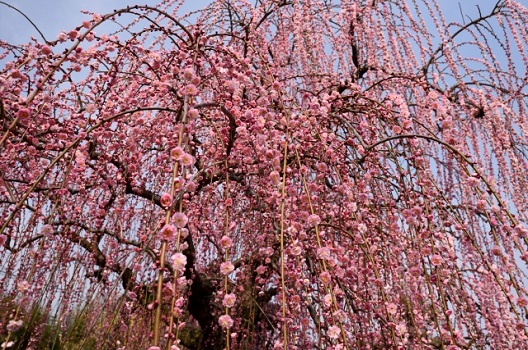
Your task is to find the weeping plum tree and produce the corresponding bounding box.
[1,0,528,348]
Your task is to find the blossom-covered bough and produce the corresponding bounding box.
[1,0,528,349]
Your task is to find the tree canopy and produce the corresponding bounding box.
[1,0,528,349]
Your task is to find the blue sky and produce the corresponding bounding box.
[0,0,499,45]
[0,1,212,44]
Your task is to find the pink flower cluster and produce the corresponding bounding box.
[170,147,195,167]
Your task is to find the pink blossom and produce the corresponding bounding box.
[171,252,187,271]
[255,265,267,274]
[323,294,332,307]
[218,314,234,329]
[188,108,199,119]
[57,32,67,42]
[317,247,331,260]
[269,170,281,184]
[173,212,188,228]
[307,214,321,227]
[182,68,195,81]
[333,310,346,322]
[466,176,479,186]
[173,177,185,191]
[68,30,79,40]
[430,254,443,266]
[147,301,157,310]
[518,297,528,307]
[222,293,237,308]
[514,225,528,238]
[291,245,302,256]
[160,224,177,241]
[182,84,199,96]
[386,302,398,315]
[170,147,185,160]
[186,181,198,192]
[327,325,341,339]
[220,261,235,275]
[41,224,54,237]
[357,223,368,234]
[16,108,30,120]
[441,117,453,129]
[179,228,189,239]
[476,199,487,211]
[316,162,328,172]
[320,271,331,284]
[181,153,195,167]
[395,323,407,336]
[491,246,502,256]
[10,69,21,79]
[17,280,31,293]
[160,192,173,208]
[75,150,87,167]
[220,235,233,248]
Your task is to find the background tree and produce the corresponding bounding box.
[1,0,528,349]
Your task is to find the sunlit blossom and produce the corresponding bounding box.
[171,252,187,271]
[188,108,199,119]
[327,325,341,339]
[220,235,233,249]
[307,214,321,227]
[173,212,188,228]
[395,323,407,336]
[182,68,195,81]
[386,302,398,315]
[160,224,177,241]
[317,247,331,260]
[182,84,199,96]
[269,170,281,184]
[181,153,195,167]
[171,147,185,160]
[291,245,302,256]
[220,261,235,275]
[320,271,332,284]
[430,254,443,266]
[160,192,173,208]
